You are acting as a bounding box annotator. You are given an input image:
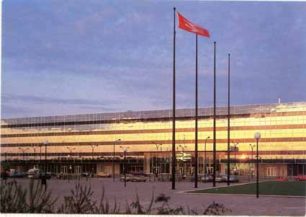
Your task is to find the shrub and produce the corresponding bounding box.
[127,191,154,214]
[1,180,231,215]
[0,180,27,213]
[0,180,57,213]
[58,183,96,213]
[203,201,232,215]
[94,186,120,214]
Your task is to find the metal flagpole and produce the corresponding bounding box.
[195,34,199,188]
[113,142,115,181]
[213,41,217,187]
[227,53,231,186]
[172,7,177,190]
[256,138,259,198]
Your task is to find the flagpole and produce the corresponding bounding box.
[195,34,198,188]
[213,41,217,187]
[227,53,231,186]
[175,11,210,189]
[172,7,176,190]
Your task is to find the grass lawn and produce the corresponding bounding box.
[190,181,306,196]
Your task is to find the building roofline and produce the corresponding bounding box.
[2,101,306,125]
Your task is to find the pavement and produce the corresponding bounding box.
[4,177,306,216]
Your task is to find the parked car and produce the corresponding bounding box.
[27,168,40,179]
[96,172,111,178]
[216,175,224,182]
[201,174,213,182]
[221,174,239,183]
[10,172,27,178]
[39,172,52,179]
[130,172,149,177]
[120,174,147,182]
[295,175,306,181]
[81,172,91,177]
[275,177,288,181]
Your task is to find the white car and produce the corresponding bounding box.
[27,168,40,179]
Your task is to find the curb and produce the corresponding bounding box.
[179,181,306,198]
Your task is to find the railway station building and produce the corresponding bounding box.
[1,102,306,178]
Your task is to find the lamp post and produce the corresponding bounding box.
[249,144,255,179]
[32,145,36,162]
[44,141,48,173]
[66,146,75,156]
[178,144,187,177]
[154,143,162,176]
[204,136,210,176]
[161,145,164,173]
[167,146,171,174]
[178,145,186,153]
[69,165,73,181]
[233,143,239,171]
[66,146,75,178]
[254,132,261,198]
[113,139,121,182]
[90,144,98,176]
[39,144,42,169]
[90,144,98,159]
[120,146,129,187]
[19,147,29,161]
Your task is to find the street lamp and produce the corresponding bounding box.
[90,144,98,159]
[178,144,186,152]
[233,143,239,171]
[39,144,42,169]
[120,146,129,187]
[113,139,121,182]
[254,132,261,198]
[44,141,48,173]
[19,147,29,161]
[66,146,76,156]
[249,144,255,179]
[90,144,98,175]
[178,144,187,177]
[166,146,171,174]
[154,143,162,176]
[66,146,75,178]
[69,165,73,181]
[32,145,36,162]
[204,136,210,176]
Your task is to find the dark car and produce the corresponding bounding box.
[201,174,213,182]
[10,172,27,178]
[120,174,147,182]
[39,172,52,179]
[221,174,239,183]
[81,172,90,177]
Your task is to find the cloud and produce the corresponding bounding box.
[2,94,116,107]
[2,1,306,118]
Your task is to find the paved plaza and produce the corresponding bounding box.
[7,178,306,216]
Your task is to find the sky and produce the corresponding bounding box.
[2,0,306,118]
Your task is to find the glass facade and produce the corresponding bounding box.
[1,102,306,177]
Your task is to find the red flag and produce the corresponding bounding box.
[177,12,210,38]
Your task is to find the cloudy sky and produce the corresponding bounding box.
[2,0,306,118]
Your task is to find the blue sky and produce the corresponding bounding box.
[2,0,306,118]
